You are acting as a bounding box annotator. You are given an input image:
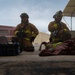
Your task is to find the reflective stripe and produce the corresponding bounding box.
[64,29,68,32]
[54,24,58,29]
[24,30,31,34]
[32,34,36,37]
[32,32,37,37]
[24,38,30,41]
[15,31,19,35]
[52,42,62,48]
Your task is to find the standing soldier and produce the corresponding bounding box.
[13,13,39,52]
[48,10,71,43]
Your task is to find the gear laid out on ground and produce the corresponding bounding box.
[0,36,22,56]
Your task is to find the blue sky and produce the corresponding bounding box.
[0,0,73,33]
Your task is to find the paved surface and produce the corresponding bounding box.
[0,51,75,62]
[0,45,75,75]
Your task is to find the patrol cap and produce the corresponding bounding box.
[53,10,63,18]
[20,13,29,18]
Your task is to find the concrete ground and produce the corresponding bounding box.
[0,51,75,62]
[0,44,75,75]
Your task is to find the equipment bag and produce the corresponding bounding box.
[0,43,21,56]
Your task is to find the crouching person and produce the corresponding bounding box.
[13,13,39,52]
[48,10,71,43]
[39,10,72,56]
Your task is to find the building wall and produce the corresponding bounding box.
[34,32,50,44]
[0,25,15,41]
[0,25,15,36]
[0,25,50,44]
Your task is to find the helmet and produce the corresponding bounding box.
[53,10,63,18]
[20,13,29,18]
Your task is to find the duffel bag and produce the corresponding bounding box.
[0,43,22,56]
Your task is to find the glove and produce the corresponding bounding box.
[30,37,35,42]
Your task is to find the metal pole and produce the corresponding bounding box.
[71,9,75,31]
[71,16,72,30]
